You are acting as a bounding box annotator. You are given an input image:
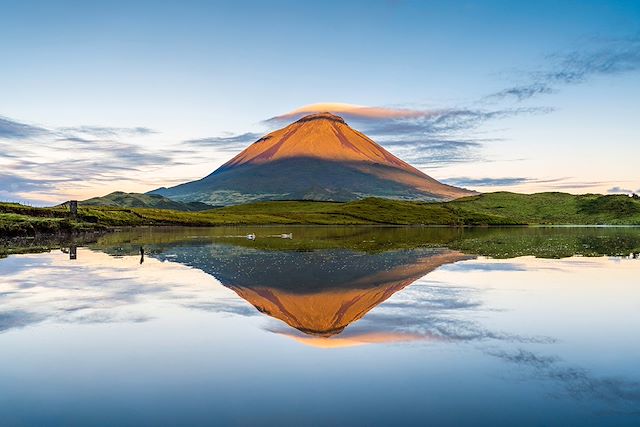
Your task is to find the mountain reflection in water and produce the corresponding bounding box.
[1,226,640,425]
[153,243,470,340]
[76,226,639,345]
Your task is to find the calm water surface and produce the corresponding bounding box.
[0,227,639,426]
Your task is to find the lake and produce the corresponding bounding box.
[1,226,639,426]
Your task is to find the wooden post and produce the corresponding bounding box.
[69,200,78,219]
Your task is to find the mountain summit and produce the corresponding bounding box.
[152,112,474,205]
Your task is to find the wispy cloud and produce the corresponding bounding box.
[58,125,156,138]
[443,176,576,188]
[0,116,156,141]
[0,249,229,332]
[443,176,618,191]
[0,116,48,139]
[444,177,533,187]
[265,103,426,123]
[444,262,527,272]
[183,132,262,152]
[546,180,617,190]
[491,348,640,406]
[0,115,175,204]
[0,173,73,194]
[265,103,552,168]
[355,107,551,136]
[608,186,639,195]
[490,35,640,101]
[385,138,484,167]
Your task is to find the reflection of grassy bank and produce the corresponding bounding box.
[2,192,640,237]
[90,226,640,259]
[446,227,640,258]
[3,226,640,259]
[0,232,102,259]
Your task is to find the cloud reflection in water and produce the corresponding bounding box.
[0,239,639,416]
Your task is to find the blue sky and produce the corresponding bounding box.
[1,0,639,204]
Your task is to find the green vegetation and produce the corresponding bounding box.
[219,197,514,225]
[74,191,212,211]
[0,202,107,237]
[2,192,640,238]
[0,230,101,259]
[449,192,640,225]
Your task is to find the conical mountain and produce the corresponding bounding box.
[152,112,474,205]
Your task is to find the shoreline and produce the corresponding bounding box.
[3,224,639,261]
[2,193,640,238]
[5,223,640,242]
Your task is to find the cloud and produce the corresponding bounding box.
[0,310,46,333]
[444,177,534,187]
[58,125,156,138]
[491,348,640,405]
[490,35,640,101]
[492,83,556,101]
[184,300,260,317]
[0,173,73,195]
[0,116,48,139]
[545,180,615,190]
[444,262,527,272]
[183,132,263,152]
[268,103,550,134]
[1,116,156,141]
[265,103,551,168]
[0,114,174,204]
[608,186,636,195]
[265,102,426,124]
[0,249,229,332]
[352,280,554,344]
[446,176,573,187]
[382,138,484,167]
[443,176,617,192]
[360,107,551,136]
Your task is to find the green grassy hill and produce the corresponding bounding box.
[2,192,640,237]
[449,192,640,225]
[210,192,640,225]
[74,191,212,211]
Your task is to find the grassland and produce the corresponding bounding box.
[1,192,640,238]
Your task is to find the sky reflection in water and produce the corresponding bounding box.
[0,227,639,426]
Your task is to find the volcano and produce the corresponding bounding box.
[152,112,474,205]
